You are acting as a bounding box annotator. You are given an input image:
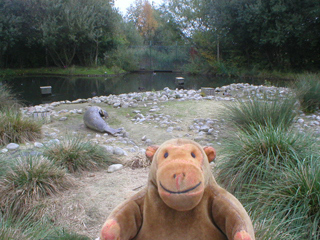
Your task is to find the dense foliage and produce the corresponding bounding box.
[200,0,320,70]
[0,0,135,68]
[1,0,320,72]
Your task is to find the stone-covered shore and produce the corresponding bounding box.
[1,83,320,159]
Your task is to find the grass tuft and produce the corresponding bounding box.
[216,125,317,193]
[243,156,320,239]
[223,96,297,131]
[0,85,22,111]
[0,85,42,145]
[0,211,90,240]
[0,212,53,240]
[44,135,114,173]
[0,108,42,145]
[0,156,73,216]
[294,74,320,113]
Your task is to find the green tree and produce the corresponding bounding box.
[201,0,320,70]
[127,0,159,44]
[38,0,119,67]
[152,4,185,45]
[0,0,126,68]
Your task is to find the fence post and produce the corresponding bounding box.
[149,41,152,70]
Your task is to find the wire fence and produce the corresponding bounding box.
[129,45,195,71]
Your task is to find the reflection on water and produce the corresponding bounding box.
[4,72,288,106]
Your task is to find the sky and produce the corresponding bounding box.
[114,0,165,15]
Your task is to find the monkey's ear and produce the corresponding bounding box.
[203,146,216,163]
[146,145,159,162]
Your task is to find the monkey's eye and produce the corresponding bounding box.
[191,152,196,158]
[164,152,169,158]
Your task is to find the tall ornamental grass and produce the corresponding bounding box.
[294,74,320,113]
[0,109,42,145]
[223,96,297,131]
[0,84,42,145]
[243,156,320,240]
[216,124,317,193]
[0,156,74,217]
[44,136,114,173]
[0,85,21,111]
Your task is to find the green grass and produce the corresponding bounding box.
[44,229,90,240]
[0,156,73,217]
[216,125,317,193]
[0,108,42,145]
[0,85,42,145]
[43,135,114,173]
[0,212,54,240]
[0,85,22,111]
[223,96,297,131]
[243,155,320,239]
[0,212,90,240]
[0,66,118,77]
[293,73,320,113]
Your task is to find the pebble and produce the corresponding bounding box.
[7,143,20,150]
[1,148,8,153]
[103,145,114,154]
[59,117,68,121]
[107,164,124,173]
[34,142,44,148]
[114,147,127,156]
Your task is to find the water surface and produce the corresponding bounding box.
[4,72,287,106]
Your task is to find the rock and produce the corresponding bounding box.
[7,143,20,150]
[114,147,127,156]
[72,99,86,104]
[103,145,114,154]
[59,117,68,121]
[34,142,44,148]
[107,164,124,173]
[199,125,210,132]
[1,148,8,153]
[167,127,174,132]
[297,118,304,124]
[48,139,60,145]
[113,102,121,108]
[141,135,147,141]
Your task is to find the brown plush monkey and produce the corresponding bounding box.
[101,139,255,240]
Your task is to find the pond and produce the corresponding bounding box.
[2,72,289,106]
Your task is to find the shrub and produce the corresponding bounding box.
[216,124,317,193]
[243,156,320,239]
[0,156,73,216]
[0,108,42,145]
[294,74,320,113]
[223,96,297,131]
[44,136,114,173]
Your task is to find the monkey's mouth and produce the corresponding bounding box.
[159,181,202,194]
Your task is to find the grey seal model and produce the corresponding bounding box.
[83,106,121,135]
